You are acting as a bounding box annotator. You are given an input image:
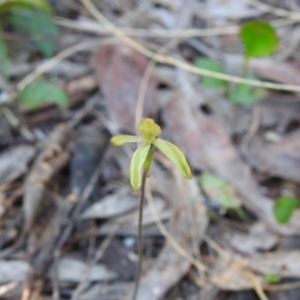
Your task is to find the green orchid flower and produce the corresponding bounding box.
[111,118,192,191]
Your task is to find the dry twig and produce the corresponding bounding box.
[80,0,300,92]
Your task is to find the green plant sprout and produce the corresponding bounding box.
[195,58,227,88]
[0,0,65,110]
[265,274,281,284]
[240,20,278,79]
[18,80,69,109]
[111,118,191,300]
[227,75,265,105]
[200,173,249,222]
[273,196,299,224]
[0,0,52,78]
[196,21,278,105]
[229,20,278,104]
[240,20,278,61]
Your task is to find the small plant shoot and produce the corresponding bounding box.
[265,274,281,284]
[200,173,249,221]
[195,58,227,88]
[195,22,278,105]
[200,173,241,210]
[273,196,298,224]
[18,81,69,109]
[228,76,265,104]
[111,118,191,300]
[240,20,278,59]
[227,21,279,105]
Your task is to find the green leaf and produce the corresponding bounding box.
[200,173,225,188]
[29,9,58,57]
[200,173,241,209]
[195,58,227,88]
[265,274,280,284]
[0,0,51,13]
[8,8,58,57]
[8,8,33,33]
[228,77,265,104]
[18,81,69,109]
[273,196,298,224]
[130,145,150,191]
[154,138,191,179]
[240,21,278,58]
[111,135,143,146]
[0,25,9,80]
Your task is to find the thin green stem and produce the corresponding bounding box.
[131,169,148,300]
[231,57,249,132]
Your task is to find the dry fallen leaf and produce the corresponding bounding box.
[230,222,278,255]
[70,126,109,196]
[0,146,36,186]
[49,257,117,282]
[148,0,198,28]
[199,0,261,19]
[240,251,300,278]
[247,129,300,183]
[0,260,29,282]
[211,261,265,291]
[249,59,300,87]
[97,195,170,236]
[23,124,70,231]
[94,45,157,132]
[80,282,131,300]
[0,282,22,299]
[211,251,300,291]
[0,258,117,283]
[225,55,300,86]
[81,187,138,219]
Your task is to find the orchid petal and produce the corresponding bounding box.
[130,145,151,191]
[111,135,143,146]
[154,138,191,179]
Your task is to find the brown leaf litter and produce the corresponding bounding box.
[3,0,300,299]
[94,44,158,132]
[23,124,70,232]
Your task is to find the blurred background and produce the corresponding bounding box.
[1,0,300,299]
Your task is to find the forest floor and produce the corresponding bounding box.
[1,0,300,299]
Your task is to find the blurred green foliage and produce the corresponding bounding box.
[195,58,227,88]
[0,0,69,109]
[9,8,58,57]
[273,196,298,224]
[18,81,69,109]
[240,20,278,59]
[265,274,280,284]
[195,21,279,105]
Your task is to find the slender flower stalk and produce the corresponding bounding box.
[131,169,147,300]
[111,118,191,300]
